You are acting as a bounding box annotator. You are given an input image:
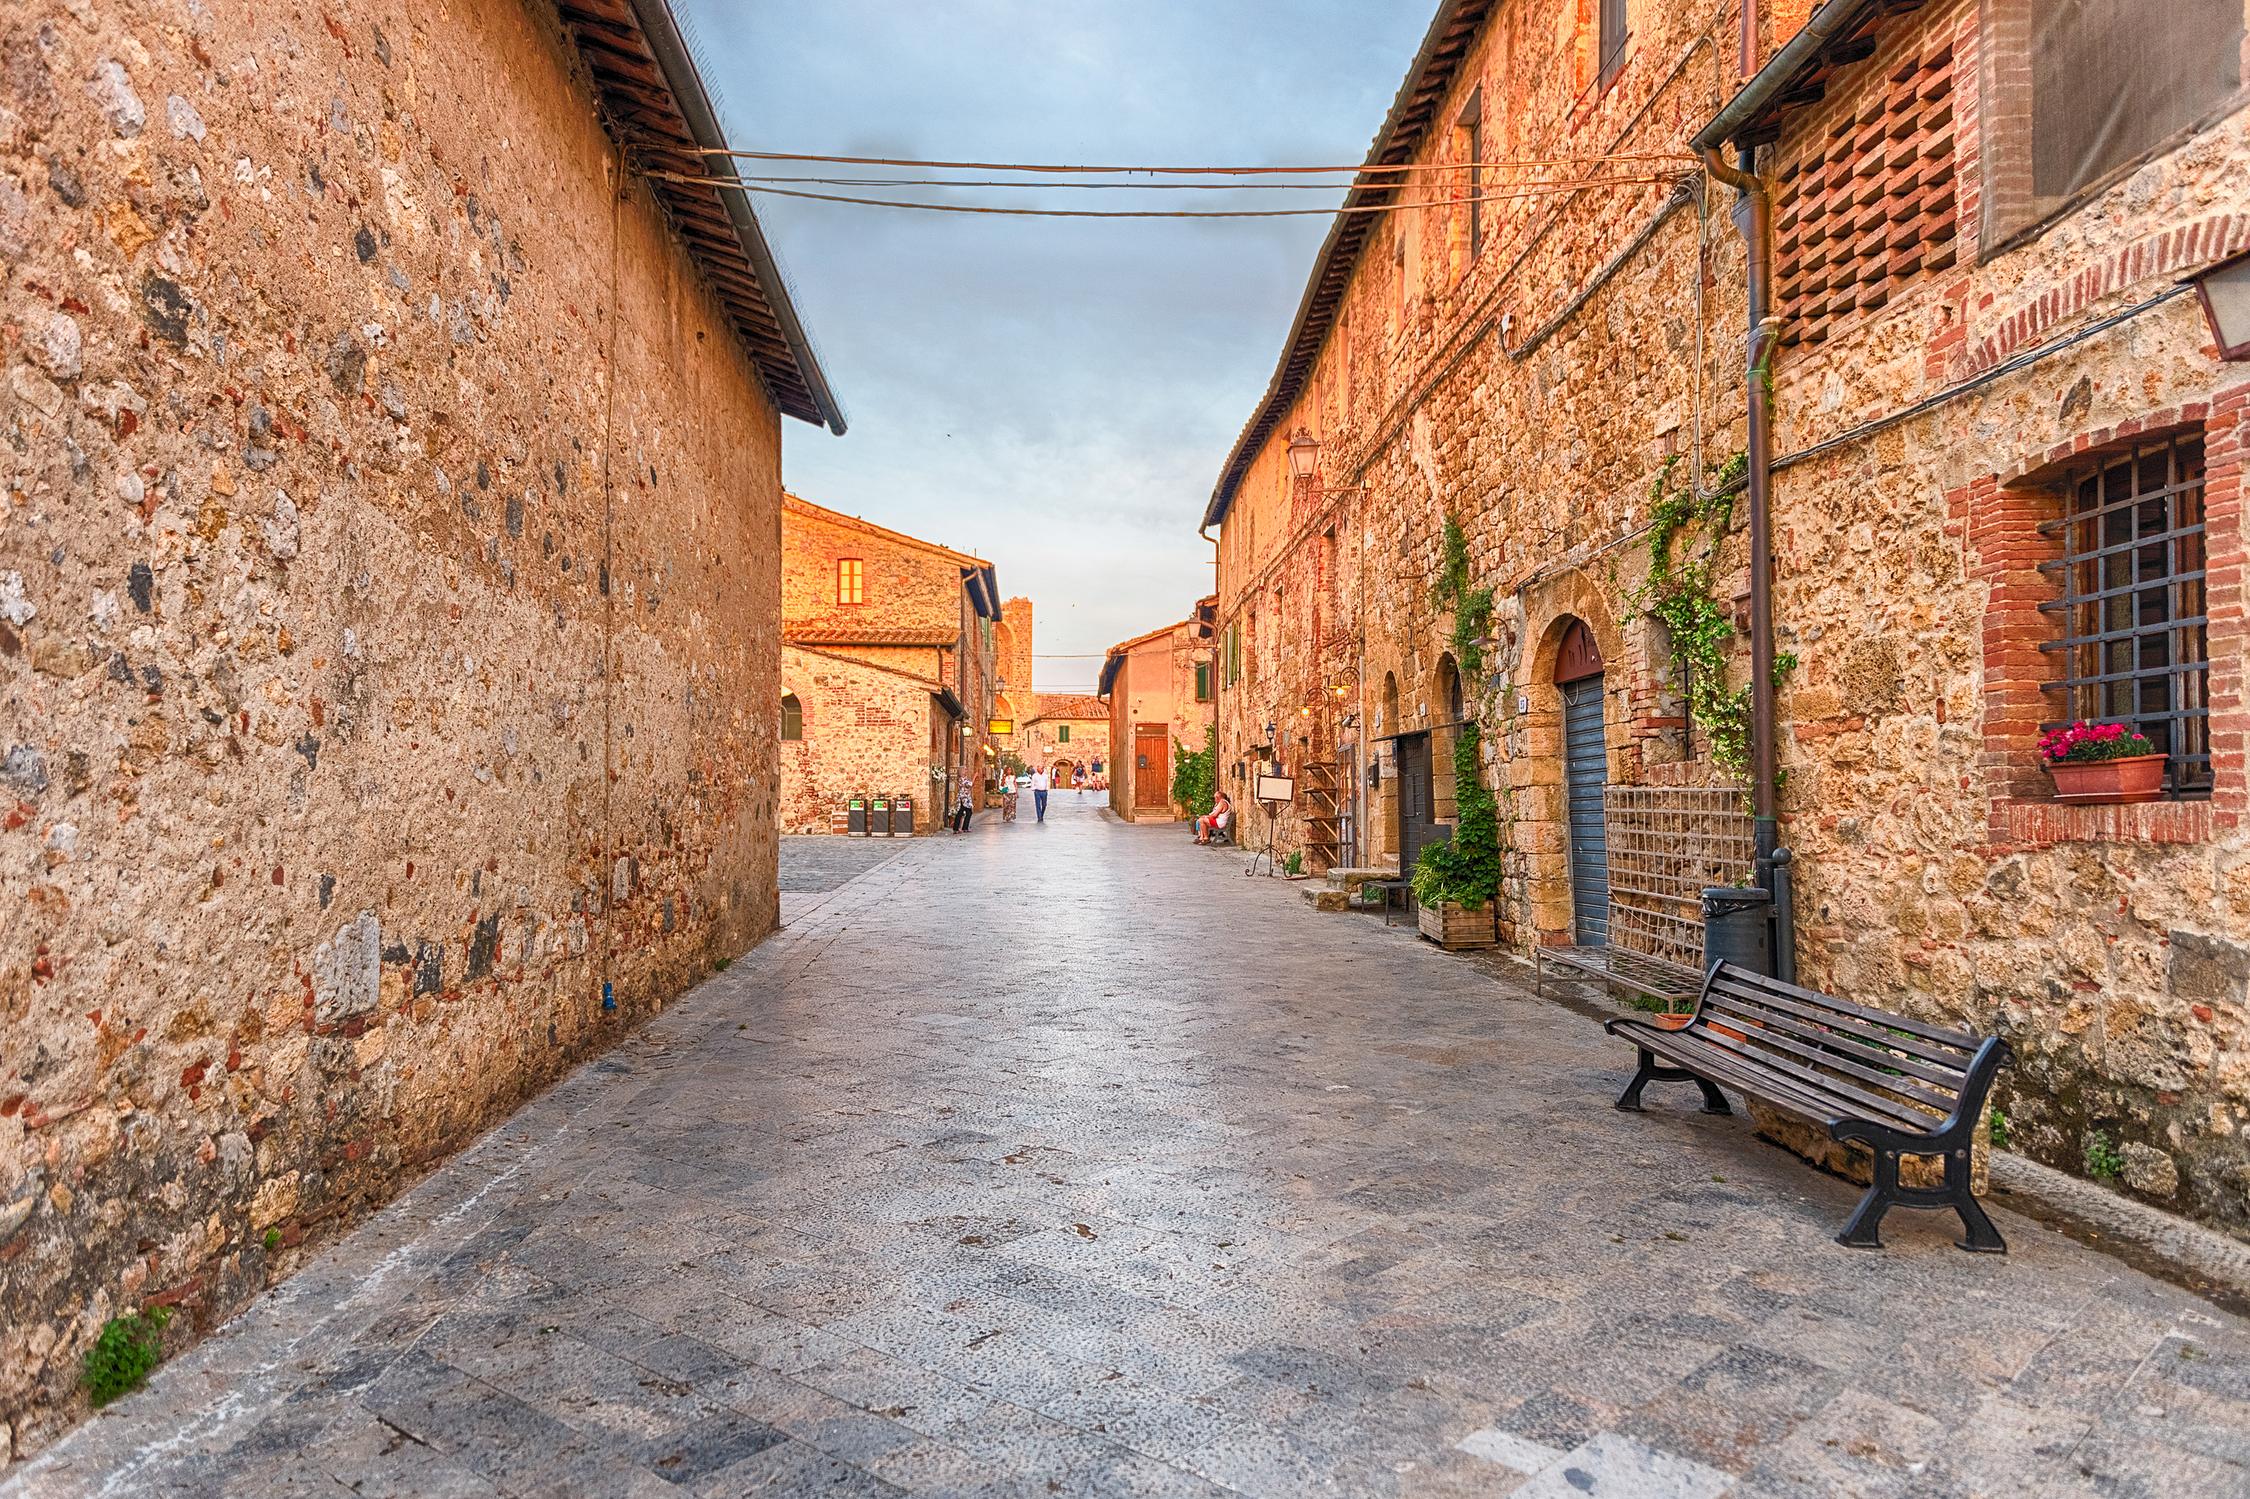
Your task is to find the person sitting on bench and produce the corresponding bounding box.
[1194,792,1233,844]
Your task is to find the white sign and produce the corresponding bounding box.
[1254,773,1295,804]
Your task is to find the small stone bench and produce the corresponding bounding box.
[1605,961,2014,1253]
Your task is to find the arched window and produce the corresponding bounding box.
[1381,672,1400,733]
[780,693,803,741]
[1436,654,1463,723]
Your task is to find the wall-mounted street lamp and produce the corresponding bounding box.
[1287,427,1322,481]
[2194,253,2250,361]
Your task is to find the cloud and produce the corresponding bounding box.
[679,0,1428,687]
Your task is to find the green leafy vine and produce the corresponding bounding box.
[1412,518,1505,910]
[1170,723,1217,816]
[1632,452,1793,785]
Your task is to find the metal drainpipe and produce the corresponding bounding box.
[1700,144,1794,984]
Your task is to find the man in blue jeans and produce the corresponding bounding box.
[1031,766,1050,822]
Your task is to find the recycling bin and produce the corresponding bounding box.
[847,795,868,836]
[870,796,892,836]
[891,796,915,837]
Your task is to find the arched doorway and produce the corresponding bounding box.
[1049,758,1077,790]
[1555,618,1608,946]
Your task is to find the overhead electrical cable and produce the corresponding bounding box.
[643,172,1688,219]
[661,145,1697,175]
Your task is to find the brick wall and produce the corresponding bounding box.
[1106,620,1214,820]
[0,0,797,1450]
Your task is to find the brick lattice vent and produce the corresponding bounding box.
[1775,41,1957,349]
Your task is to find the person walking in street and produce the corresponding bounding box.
[1031,766,1050,822]
[1000,774,1018,822]
[951,781,974,833]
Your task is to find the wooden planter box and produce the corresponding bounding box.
[2048,753,2166,804]
[1417,899,1499,950]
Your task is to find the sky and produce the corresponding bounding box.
[677,1,1434,692]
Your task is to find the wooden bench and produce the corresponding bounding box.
[1605,962,2013,1254]
[1535,944,1701,1013]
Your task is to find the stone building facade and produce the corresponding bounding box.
[0,0,842,1452]
[1204,0,2250,1234]
[778,496,1000,833]
[1015,694,1113,790]
[1100,599,1217,821]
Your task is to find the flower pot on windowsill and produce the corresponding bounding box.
[1416,899,1498,950]
[2047,753,2167,805]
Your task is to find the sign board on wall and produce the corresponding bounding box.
[1254,773,1295,804]
[989,719,1013,735]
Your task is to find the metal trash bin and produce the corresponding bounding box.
[846,795,868,836]
[870,796,891,837]
[1702,885,1773,976]
[891,796,914,837]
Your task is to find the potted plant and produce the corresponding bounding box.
[1410,853,1499,950]
[2039,720,2166,804]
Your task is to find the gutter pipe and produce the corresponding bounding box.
[1700,144,1794,984]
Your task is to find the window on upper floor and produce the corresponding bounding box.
[2041,431,2210,797]
[780,693,804,741]
[836,558,864,605]
[1195,660,1212,702]
[1980,0,2246,250]
[1453,91,1485,269]
[1227,621,1243,685]
[1599,0,1628,89]
[1774,32,1958,350]
[1058,724,1071,744]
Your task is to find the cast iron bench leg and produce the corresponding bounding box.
[1615,1049,1732,1116]
[1837,1149,1897,1249]
[1949,1150,2007,1255]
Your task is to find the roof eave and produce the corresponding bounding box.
[1202,0,1488,530]
[624,0,847,434]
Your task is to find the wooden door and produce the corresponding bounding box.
[1133,727,1169,810]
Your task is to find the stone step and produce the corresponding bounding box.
[1299,884,1351,913]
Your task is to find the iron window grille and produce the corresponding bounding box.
[2037,432,2210,796]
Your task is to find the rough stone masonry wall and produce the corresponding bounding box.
[1216,0,2250,1234]
[0,0,785,1452]
[1762,0,2250,1234]
[778,646,939,834]
[1216,0,1745,898]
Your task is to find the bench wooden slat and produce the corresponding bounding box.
[1631,1024,1941,1134]
[1695,995,1969,1110]
[1707,974,1977,1072]
[1712,967,1983,1051]
[1613,1020,1882,1130]
[1704,977,1976,1078]
[1684,1026,1947,1132]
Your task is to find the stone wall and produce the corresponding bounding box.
[1209,0,2250,1233]
[779,645,945,834]
[0,0,791,1451]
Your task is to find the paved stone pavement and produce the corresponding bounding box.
[12,800,2250,1499]
[778,836,909,927]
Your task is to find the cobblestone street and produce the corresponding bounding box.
[12,801,2247,1499]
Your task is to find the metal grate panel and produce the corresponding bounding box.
[1602,787,1757,968]
[2036,433,2210,795]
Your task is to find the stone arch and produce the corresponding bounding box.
[780,689,805,742]
[1517,578,1630,947]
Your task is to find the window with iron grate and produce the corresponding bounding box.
[2039,433,2210,797]
[1773,40,1957,349]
